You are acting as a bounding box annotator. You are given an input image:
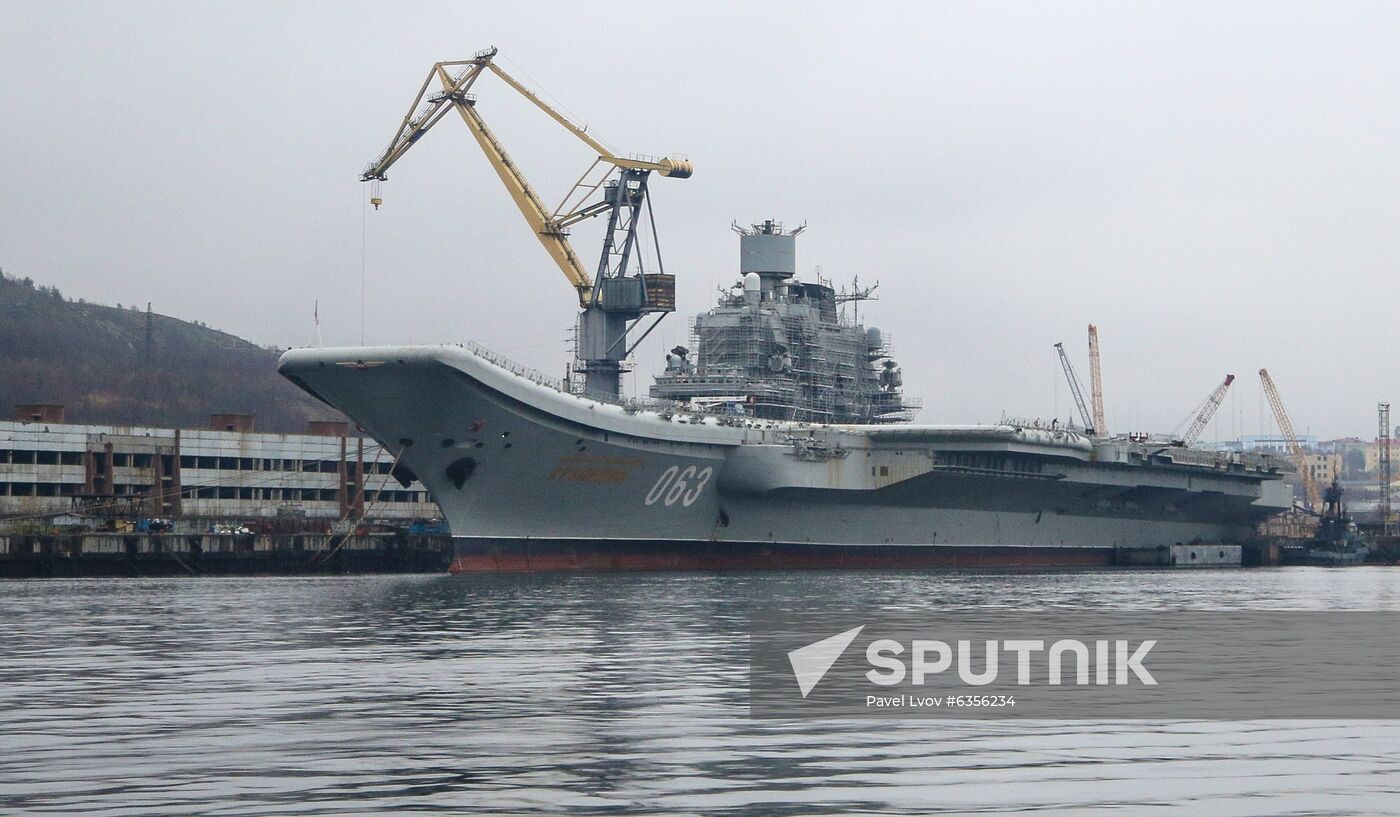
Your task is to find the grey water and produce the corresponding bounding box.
[2,569,1399,816]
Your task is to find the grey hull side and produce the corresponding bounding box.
[277,345,1291,571]
[446,536,1116,572]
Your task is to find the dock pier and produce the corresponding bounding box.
[0,530,452,577]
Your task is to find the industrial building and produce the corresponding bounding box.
[0,405,438,526]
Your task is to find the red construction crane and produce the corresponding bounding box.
[1178,374,1235,447]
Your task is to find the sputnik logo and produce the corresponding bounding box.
[787,625,864,698]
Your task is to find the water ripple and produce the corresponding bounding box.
[1,569,1398,815]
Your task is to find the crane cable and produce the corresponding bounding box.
[308,442,409,568]
[360,189,368,346]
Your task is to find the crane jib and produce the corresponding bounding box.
[358,49,693,399]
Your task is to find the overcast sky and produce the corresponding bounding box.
[3,1,1397,440]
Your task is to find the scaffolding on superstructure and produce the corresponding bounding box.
[653,280,915,424]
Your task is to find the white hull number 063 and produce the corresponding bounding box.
[645,465,713,507]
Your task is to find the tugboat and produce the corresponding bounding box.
[1283,479,1370,566]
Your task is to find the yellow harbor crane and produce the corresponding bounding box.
[360,47,693,397]
[1087,324,1107,438]
[1259,368,1323,510]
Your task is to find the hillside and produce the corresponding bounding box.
[0,270,337,432]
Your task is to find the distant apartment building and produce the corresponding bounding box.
[1300,453,1341,487]
[1321,438,1370,477]
[1364,438,1398,474]
[0,406,438,522]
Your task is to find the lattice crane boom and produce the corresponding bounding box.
[1259,368,1322,510]
[1087,324,1107,437]
[359,47,693,308]
[1054,342,1095,434]
[358,47,694,398]
[1179,374,1234,446]
[1381,402,1393,535]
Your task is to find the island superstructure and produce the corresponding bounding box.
[652,220,914,425]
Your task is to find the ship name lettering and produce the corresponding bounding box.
[549,464,630,484]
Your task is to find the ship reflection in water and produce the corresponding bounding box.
[2,570,1398,815]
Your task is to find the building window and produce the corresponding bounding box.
[60,451,83,465]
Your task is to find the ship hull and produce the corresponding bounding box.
[277,345,1293,573]
[448,537,1116,572]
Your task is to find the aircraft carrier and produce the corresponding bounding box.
[278,332,1291,571]
[277,224,1293,572]
[278,49,1294,571]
